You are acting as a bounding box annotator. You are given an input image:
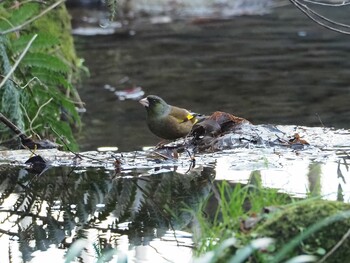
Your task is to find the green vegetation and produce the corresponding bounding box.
[0,0,85,150]
[15,163,346,263]
[255,201,350,263]
[193,171,350,263]
[193,171,292,257]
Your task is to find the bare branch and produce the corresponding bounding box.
[29,97,53,136]
[301,0,350,6]
[290,0,350,34]
[19,77,47,90]
[301,1,350,29]
[0,113,28,140]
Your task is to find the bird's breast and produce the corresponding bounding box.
[147,116,193,140]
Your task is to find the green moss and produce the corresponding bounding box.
[254,200,350,262]
[31,3,78,69]
[0,1,83,150]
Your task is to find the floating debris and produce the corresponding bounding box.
[104,85,145,101]
[72,26,118,36]
[114,86,145,100]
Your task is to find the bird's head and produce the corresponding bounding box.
[139,95,170,116]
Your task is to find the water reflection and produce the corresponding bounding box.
[0,144,349,261]
[215,155,350,201]
[0,164,215,262]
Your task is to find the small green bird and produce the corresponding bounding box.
[139,95,198,140]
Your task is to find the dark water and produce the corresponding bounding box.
[73,5,350,152]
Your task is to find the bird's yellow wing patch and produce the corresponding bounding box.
[186,113,194,121]
[169,106,197,124]
[177,113,197,123]
[187,113,199,124]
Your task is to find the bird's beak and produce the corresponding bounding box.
[139,98,149,107]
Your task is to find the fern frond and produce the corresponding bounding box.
[63,207,76,234]
[8,3,39,29]
[0,36,25,132]
[33,222,50,251]
[29,67,70,88]
[0,3,39,32]
[22,52,69,73]
[0,1,82,150]
[61,97,81,126]
[11,33,59,53]
[114,179,135,219]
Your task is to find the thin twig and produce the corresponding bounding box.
[0,17,15,32]
[148,244,173,263]
[20,76,47,90]
[0,74,19,86]
[51,127,116,164]
[29,97,53,135]
[10,0,48,9]
[20,103,41,139]
[301,1,350,29]
[1,0,65,35]
[301,0,350,6]
[0,34,37,89]
[290,0,350,35]
[318,228,350,263]
[315,113,324,127]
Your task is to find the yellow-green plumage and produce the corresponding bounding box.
[139,95,197,140]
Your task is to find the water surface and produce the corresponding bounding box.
[2,3,349,262]
[72,5,350,151]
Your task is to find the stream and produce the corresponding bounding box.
[72,4,350,152]
[0,2,350,262]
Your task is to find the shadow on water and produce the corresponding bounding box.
[0,164,215,261]
[0,144,349,261]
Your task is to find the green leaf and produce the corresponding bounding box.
[0,2,81,151]
[22,53,69,73]
[9,3,39,27]
[29,67,70,88]
[12,33,60,53]
[60,96,81,126]
[0,3,39,31]
[316,247,326,256]
[228,238,274,263]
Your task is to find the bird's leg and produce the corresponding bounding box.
[155,139,170,149]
